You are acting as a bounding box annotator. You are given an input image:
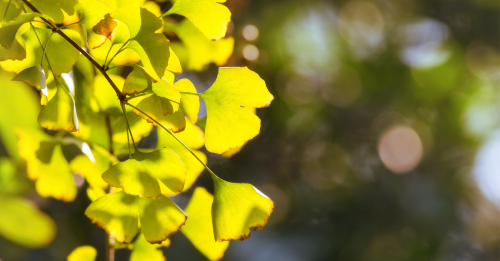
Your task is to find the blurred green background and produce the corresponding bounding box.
[1,0,500,260]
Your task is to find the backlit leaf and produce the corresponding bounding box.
[38,81,79,132]
[0,13,42,49]
[0,196,55,247]
[78,0,113,49]
[70,151,109,190]
[93,74,124,116]
[0,0,22,23]
[122,65,152,95]
[17,130,77,201]
[12,65,48,99]
[200,67,273,154]
[67,246,97,261]
[29,0,76,24]
[164,0,231,40]
[113,4,169,81]
[92,14,117,40]
[130,233,165,261]
[175,78,199,124]
[157,121,206,195]
[0,34,26,61]
[0,27,82,77]
[102,148,186,198]
[85,191,187,243]
[211,175,273,242]
[171,20,233,71]
[166,47,182,73]
[181,187,229,260]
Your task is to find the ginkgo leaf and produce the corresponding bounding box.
[221,108,255,158]
[113,4,169,81]
[167,47,182,73]
[78,0,112,49]
[38,81,79,132]
[134,95,186,133]
[29,0,76,24]
[0,0,22,23]
[211,175,273,242]
[87,187,106,201]
[181,187,229,260]
[130,233,164,261]
[93,13,117,39]
[0,27,82,77]
[157,121,206,195]
[122,65,152,95]
[12,65,48,99]
[164,0,231,40]
[112,111,153,154]
[17,130,77,201]
[92,74,125,116]
[0,34,26,61]
[171,19,234,71]
[0,13,42,49]
[200,67,273,154]
[175,79,199,124]
[99,0,145,10]
[67,246,97,261]
[102,148,186,198]
[0,196,55,247]
[85,191,187,243]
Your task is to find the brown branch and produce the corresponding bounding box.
[20,0,125,100]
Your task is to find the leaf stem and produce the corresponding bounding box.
[105,40,129,68]
[125,102,218,177]
[120,103,138,152]
[179,91,201,96]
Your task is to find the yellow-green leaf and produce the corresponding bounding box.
[200,67,273,154]
[176,79,199,124]
[113,4,169,81]
[0,34,26,61]
[0,0,22,23]
[18,130,77,201]
[181,187,229,260]
[0,196,56,247]
[85,191,187,243]
[29,0,76,24]
[164,0,231,40]
[211,175,273,241]
[12,65,48,99]
[122,65,152,95]
[92,74,124,116]
[134,95,186,133]
[102,148,186,198]
[38,81,79,132]
[79,0,113,49]
[67,246,97,261]
[167,47,182,73]
[130,233,164,261]
[157,121,206,195]
[171,19,233,71]
[0,27,82,77]
[70,150,109,190]
[0,13,42,49]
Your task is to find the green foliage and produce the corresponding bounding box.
[0,0,273,259]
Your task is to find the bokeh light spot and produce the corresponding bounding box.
[378,125,423,174]
[243,24,259,41]
[243,44,259,61]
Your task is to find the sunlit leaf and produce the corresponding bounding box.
[111,110,153,154]
[12,65,48,99]
[175,79,199,124]
[211,175,273,241]
[18,130,77,201]
[87,187,106,202]
[102,148,186,198]
[167,47,182,73]
[99,0,145,10]
[113,4,169,81]
[200,67,273,153]
[130,233,165,261]
[93,14,117,39]
[171,20,234,71]
[0,69,39,158]
[0,196,55,247]
[122,65,152,95]
[0,0,22,23]
[0,13,42,49]
[67,246,97,261]
[164,0,231,40]
[0,27,82,77]
[157,121,206,195]
[78,0,113,49]
[29,0,76,24]
[181,187,229,260]
[0,34,26,61]
[85,191,187,243]
[221,108,254,158]
[38,81,79,132]
[92,74,124,116]
[70,151,109,190]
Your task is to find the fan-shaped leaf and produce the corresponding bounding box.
[122,65,152,95]
[85,191,187,243]
[29,0,76,24]
[38,81,79,132]
[182,187,229,260]
[167,47,182,73]
[175,79,199,124]
[164,0,231,40]
[134,95,186,132]
[200,67,273,154]
[12,65,47,99]
[78,0,113,49]
[211,175,273,242]
[130,233,165,261]
[67,246,97,261]
[0,34,25,61]
[102,148,186,198]
[0,13,42,49]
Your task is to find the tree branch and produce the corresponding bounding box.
[20,0,125,100]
